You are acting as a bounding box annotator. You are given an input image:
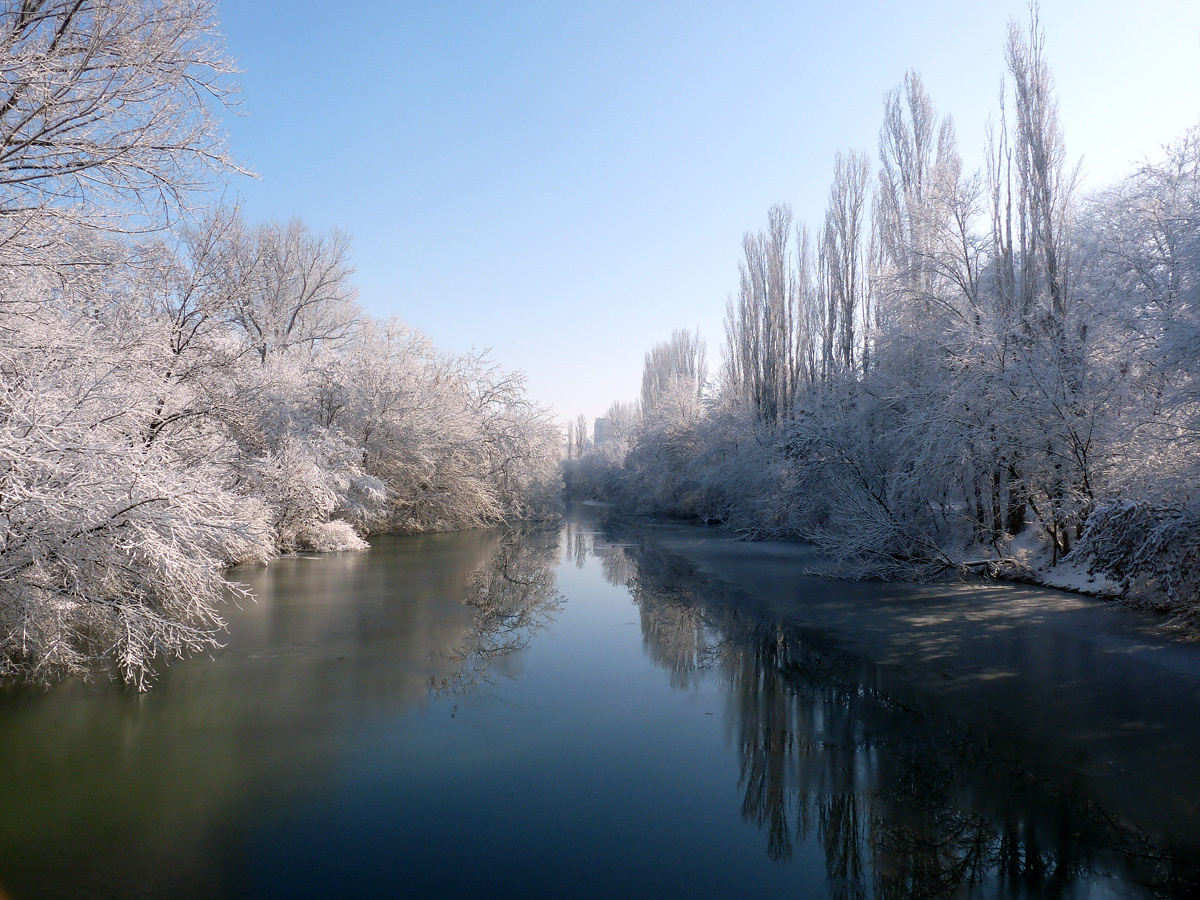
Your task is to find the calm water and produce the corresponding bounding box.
[1,507,1199,899]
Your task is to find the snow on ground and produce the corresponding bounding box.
[1000,525,1122,599]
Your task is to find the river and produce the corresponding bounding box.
[0,505,1197,898]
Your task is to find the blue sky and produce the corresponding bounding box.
[217,1,1200,425]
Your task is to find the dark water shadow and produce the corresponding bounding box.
[591,514,1200,899]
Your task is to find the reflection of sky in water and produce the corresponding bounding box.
[0,513,1195,898]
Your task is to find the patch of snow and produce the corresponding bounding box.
[997,525,1120,599]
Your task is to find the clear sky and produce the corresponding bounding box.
[216,1,1200,427]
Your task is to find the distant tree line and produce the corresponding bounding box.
[566,8,1200,617]
[0,0,561,687]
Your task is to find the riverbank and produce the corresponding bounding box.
[582,494,1181,629]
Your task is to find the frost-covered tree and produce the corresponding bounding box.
[1064,124,1200,608]
[602,400,640,449]
[224,217,359,364]
[823,150,872,374]
[591,5,1200,615]
[0,0,253,686]
[0,0,563,688]
[0,272,272,687]
[573,413,589,458]
[724,204,800,423]
[616,331,711,515]
[874,71,966,327]
[0,0,238,268]
[640,328,706,422]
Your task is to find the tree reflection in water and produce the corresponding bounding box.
[567,518,592,570]
[592,522,1200,899]
[432,526,564,695]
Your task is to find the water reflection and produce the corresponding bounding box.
[434,526,564,694]
[593,520,1200,898]
[0,527,564,900]
[2,516,1198,899]
[615,544,726,688]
